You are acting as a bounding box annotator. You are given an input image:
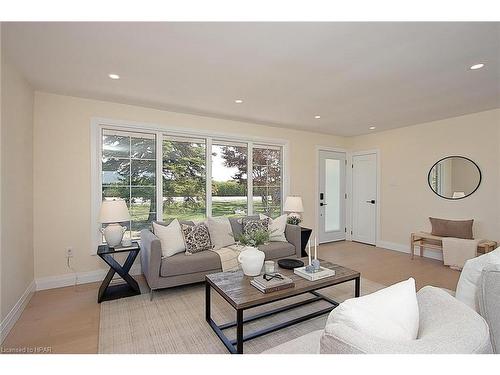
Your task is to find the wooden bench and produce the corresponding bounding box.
[410,231,497,260]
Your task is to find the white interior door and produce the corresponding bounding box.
[318,150,346,243]
[352,152,377,245]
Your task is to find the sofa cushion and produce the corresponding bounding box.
[228,215,259,239]
[260,214,287,242]
[324,278,419,342]
[152,219,185,258]
[258,241,295,260]
[456,247,500,311]
[181,222,213,255]
[160,251,221,277]
[207,217,235,250]
[242,217,270,235]
[429,217,473,239]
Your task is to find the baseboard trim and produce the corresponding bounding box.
[35,264,142,291]
[0,280,35,344]
[377,240,443,261]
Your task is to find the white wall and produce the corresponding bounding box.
[28,93,500,282]
[33,92,348,280]
[0,52,35,325]
[348,109,500,251]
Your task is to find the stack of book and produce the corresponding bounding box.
[250,273,295,293]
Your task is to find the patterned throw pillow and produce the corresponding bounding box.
[181,223,213,255]
[242,217,270,235]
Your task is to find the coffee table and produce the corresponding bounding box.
[205,257,360,354]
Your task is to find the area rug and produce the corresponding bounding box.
[99,277,384,354]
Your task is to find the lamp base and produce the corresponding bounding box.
[102,223,126,247]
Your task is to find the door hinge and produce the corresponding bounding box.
[351,230,353,235]
[352,164,354,168]
[345,193,347,199]
[344,227,347,233]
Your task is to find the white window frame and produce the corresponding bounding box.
[90,117,289,254]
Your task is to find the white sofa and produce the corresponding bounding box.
[264,285,493,354]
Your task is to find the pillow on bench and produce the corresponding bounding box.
[429,217,473,239]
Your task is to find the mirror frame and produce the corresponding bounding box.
[427,156,482,200]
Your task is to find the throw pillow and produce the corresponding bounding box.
[242,217,270,235]
[181,222,213,255]
[207,217,235,250]
[455,247,500,311]
[429,217,474,239]
[324,278,419,341]
[152,219,186,258]
[259,214,287,242]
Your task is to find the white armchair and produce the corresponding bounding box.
[264,286,492,354]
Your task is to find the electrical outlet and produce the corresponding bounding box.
[66,247,74,258]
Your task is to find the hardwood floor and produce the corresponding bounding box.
[1,241,460,353]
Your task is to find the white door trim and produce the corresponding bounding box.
[314,146,348,244]
[348,149,381,246]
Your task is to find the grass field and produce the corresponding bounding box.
[129,198,280,237]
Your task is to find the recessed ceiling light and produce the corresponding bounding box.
[108,73,120,80]
[369,126,376,130]
[314,115,321,119]
[469,63,485,70]
[235,99,243,104]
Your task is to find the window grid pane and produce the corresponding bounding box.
[211,143,248,217]
[101,130,156,242]
[162,138,206,221]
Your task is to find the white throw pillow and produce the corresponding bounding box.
[259,214,287,242]
[207,217,235,250]
[455,247,500,311]
[153,220,186,257]
[325,278,419,341]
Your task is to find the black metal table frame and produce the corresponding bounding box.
[206,275,360,354]
[97,245,141,303]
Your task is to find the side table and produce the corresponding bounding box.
[300,227,313,257]
[97,241,141,303]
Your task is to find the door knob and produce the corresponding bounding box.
[320,203,328,206]
[366,200,376,204]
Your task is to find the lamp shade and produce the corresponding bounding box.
[284,196,304,213]
[99,199,130,223]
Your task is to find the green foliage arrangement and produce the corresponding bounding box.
[287,216,302,225]
[236,229,271,247]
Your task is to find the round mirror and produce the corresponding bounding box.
[428,156,481,200]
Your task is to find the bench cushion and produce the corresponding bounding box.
[429,217,473,239]
[160,251,221,277]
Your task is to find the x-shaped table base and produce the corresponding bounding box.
[97,247,140,303]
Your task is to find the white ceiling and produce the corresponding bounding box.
[3,22,499,136]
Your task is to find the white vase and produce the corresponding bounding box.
[238,246,265,276]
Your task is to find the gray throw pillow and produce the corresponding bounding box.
[181,222,213,255]
[242,217,270,235]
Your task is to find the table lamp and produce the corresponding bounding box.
[99,199,130,247]
[284,196,304,223]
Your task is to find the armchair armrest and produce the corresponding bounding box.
[285,224,302,258]
[140,229,163,289]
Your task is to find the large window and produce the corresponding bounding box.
[101,130,156,239]
[96,125,285,243]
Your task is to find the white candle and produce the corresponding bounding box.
[308,240,311,265]
[314,237,317,260]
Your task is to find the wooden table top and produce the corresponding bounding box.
[205,257,360,310]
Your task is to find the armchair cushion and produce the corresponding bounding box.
[324,278,419,342]
[320,286,491,354]
[456,247,500,311]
